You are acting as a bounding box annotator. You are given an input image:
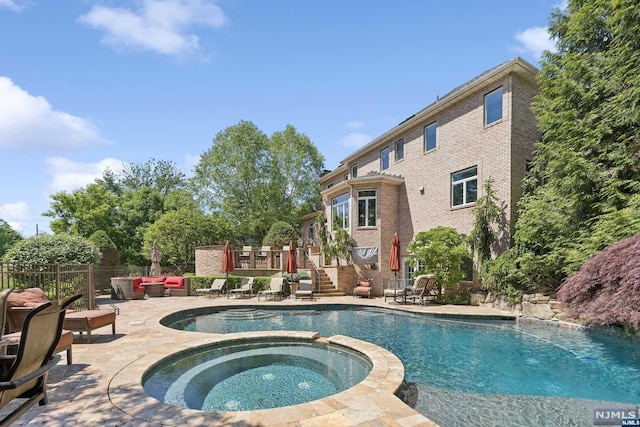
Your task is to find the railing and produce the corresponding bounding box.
[303,251,321,292]
[232,248,288,270]
[0,262,95,310]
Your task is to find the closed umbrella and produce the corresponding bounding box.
[389,233,401,302]
[286,240,297,275]
[222,241,234,278]
[286,241,298,297]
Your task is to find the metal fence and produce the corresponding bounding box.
[0,262,95,310]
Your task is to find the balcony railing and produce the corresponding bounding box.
[231,248,292,270]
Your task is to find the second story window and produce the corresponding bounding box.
[331,193,350,230]
[451,166,478,207]
[381,146,390,171]
[395,139,404,161]
[424,122,437,152]
[351,164,358,179]
[484,87,503,125]
[357,190,376,227]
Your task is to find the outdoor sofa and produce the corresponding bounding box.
[110,276,191,299]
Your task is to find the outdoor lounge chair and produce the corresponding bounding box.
[295,279,314,300]
[195,278,227,297]
[405,274,437,305]
[353,277,373,298]
[258,278,284,301]
[0,294,81,426]
[228,277,254,298]
[384,278,408,302]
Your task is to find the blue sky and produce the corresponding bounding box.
[0,0,562,237]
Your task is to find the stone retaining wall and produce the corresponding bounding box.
[474,291,568,321]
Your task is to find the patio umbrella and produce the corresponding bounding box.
[389,233,401,300]
[286,240,297,275]
[222,241,234,280]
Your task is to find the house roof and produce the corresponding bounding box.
[320,57,538,183]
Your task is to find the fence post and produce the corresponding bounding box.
[55,263,61,300]
[87,264,95,310]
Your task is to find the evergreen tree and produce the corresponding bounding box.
[491,0,640,291]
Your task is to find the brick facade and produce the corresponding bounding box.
[310,58,540,295]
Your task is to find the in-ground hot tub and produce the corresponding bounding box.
[142,335,373,411]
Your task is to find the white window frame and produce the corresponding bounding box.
[350,164,358,179]
[484,87,503,126]
[451,166,478,207]
[357,190,376,227]
[395,139,404,162]
[331,193,350,231]
[380,146,390,171]
[424,122,437,152]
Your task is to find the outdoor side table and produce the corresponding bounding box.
[143,282,165,297]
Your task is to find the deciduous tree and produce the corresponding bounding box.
[0,219,22,258]
[192,121,324,244]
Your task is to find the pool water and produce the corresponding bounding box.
[143,339,371,411]
[163,307,640,426]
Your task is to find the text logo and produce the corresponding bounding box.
[593,407,639,425]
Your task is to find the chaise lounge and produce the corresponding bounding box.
[228,277,254,298]
[6,288,117,344]
[195,278,227,297]
[258,278,284,301]
[295,279,314,300]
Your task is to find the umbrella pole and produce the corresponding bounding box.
[394,272,397,303]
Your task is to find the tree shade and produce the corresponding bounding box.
[557,233,640,330]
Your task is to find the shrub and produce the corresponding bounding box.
[3,233,100,264]
[557,233,640,331]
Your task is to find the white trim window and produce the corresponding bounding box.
[395,139,404,161]
[451,166,478,207]
[424,122,437,152]
[484,87,503,125]
[332,193,350,230]
[351,164,358,179]
[381,146,390,171]
[357,190,376,227]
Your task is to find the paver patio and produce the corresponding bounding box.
[0,294,513,426]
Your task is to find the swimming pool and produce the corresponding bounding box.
[142,338,372,411]
[162,306,640,426]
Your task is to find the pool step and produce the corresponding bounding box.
[217,309,275,320]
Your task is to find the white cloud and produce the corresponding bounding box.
[0,201,30,233]
[0,77,108,150]
[45,157,125,194]
[0,0,28,12]
[79,0,227,58]
[344,120,365,129]
[341,132,371,149]
[513,26,557,59]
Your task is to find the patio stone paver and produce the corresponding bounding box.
[0,294,513,426]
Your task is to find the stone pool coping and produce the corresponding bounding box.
[109,330,428,426]
[1,295,515,425]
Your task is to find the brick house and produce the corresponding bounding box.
[301,57,540,297]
